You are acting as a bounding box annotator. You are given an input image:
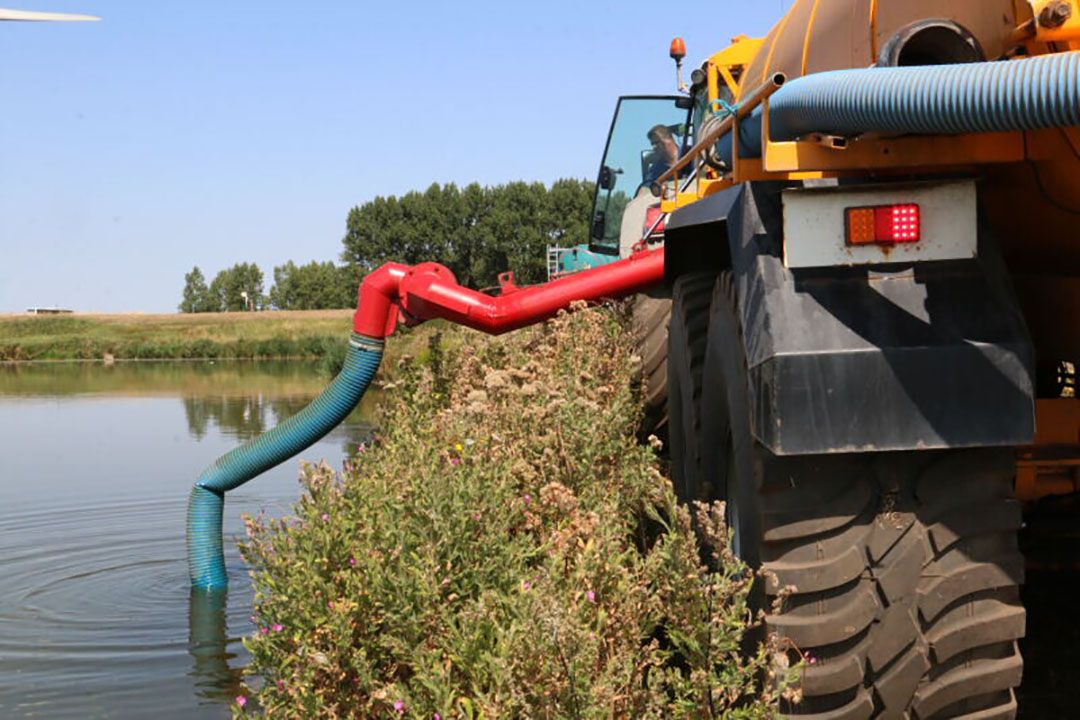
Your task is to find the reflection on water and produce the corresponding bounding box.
[183,395,298,441]
[0,361,374,718]
[0,359,334,397]
[182,394,376,453]
[188,589,243,706]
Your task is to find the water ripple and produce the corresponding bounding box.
[0,384,359,718]
[0,481,295,717]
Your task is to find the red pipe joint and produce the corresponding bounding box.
[353,247,665,339]
[352,262,410,337]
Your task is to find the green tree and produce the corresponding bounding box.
[210,262,265,311]
[269,260,354,310]
[340,179,595,290]
[547,177,595,246]
[179,266,217,313]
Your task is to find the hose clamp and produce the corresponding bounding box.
[350,334,386,352]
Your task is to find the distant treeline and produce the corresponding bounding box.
[179,179,595,313]
[180,261,352,313]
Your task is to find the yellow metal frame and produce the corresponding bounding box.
[705,35,764,100]
[760,134,1027,176]
[755,93,1026,175]
[1025,0,1080,44]
[666,54,1040,211]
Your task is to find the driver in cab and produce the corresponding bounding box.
[643,124,682,186]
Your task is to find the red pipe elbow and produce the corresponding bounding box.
[352,248,665,339]
[352,262,409,337]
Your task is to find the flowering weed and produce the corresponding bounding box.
[237,303,797,718]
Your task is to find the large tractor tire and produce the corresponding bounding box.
[631,293,671,437]
[682,272,1026,719]
[666,273,715,501]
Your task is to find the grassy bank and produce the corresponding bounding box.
[0,311,457,374]
[0,310,354,362]
[236,304,799,718]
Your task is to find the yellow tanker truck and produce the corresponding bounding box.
[583,1,1080,717]
[188,2,1080,717]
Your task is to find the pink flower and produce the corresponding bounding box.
[321,513,330,522]
[349,556,358,567]
[260,626,270,635]
[586,590,597,603]
[236,695,247,708]
[472,512,481,521]
[449,457,461,466]
[521,580,532,590]
[522,493,533,504]
[358,442,366,453]
[434,714,442,720]
[272,623,284,632]
[276,680,285,689]
[394,699,406,713]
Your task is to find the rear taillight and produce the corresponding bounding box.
[845,203,920,245]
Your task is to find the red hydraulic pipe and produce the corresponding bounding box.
[353,247,665,338]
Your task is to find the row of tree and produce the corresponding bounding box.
[179,178,595,312]
[180,260,354,312]
[180,263,266,313]
[341,178,594,288]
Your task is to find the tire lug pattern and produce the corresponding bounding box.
[693,272,1025,717]
[758,453,1025,718]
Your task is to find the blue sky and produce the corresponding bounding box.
[0,1,783,312]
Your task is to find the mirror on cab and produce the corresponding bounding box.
[599,165,621,191]
[589,96,691,257]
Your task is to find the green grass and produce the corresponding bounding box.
[0,312,469,378]
[0,310,353,362]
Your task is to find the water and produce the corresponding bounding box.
[0,361,375,719]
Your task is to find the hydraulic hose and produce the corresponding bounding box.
[187,247,664,589]
[186,333,383,589]
[717,50,1080,163]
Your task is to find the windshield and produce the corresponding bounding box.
[589,96,691,255]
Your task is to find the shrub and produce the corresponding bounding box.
[316,336,348,377]
[237,303,799,718]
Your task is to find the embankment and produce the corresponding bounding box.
[0,310,352,362]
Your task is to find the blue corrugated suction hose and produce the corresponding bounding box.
[187,333,384,589]
[718,51,1080,163]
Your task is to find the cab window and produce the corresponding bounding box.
[589,96,691,255]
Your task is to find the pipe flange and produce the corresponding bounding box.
[878,19,985,67]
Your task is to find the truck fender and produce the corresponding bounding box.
[667,181,1035,455]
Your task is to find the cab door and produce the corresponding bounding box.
[589,96,690,256]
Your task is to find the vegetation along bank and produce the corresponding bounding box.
[235,304,801,718]
[0,310,352,363]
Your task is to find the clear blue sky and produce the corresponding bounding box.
[0,1,784,313]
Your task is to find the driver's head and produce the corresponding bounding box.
[647,125,679,164]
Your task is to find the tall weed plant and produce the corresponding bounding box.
[238,303,798,718]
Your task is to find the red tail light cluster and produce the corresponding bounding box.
[845,203,920,245]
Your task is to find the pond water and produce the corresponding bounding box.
[0,361,375,719]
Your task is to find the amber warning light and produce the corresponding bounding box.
[845,204,920,245]
[669,37,686,61]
